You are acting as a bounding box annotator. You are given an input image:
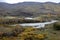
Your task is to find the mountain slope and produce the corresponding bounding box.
[0,2,60,17]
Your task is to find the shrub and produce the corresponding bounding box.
[53,22,60,30]
[18,27,46,40]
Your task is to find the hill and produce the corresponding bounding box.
[0,2,60,17]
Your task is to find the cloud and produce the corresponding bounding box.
[0,0,5,2]
[37,0,60,3]
[0,0,60,4]
[3,0,38,4]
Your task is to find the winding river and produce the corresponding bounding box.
[11,20,58,28]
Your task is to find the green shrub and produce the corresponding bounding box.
[53,22,60,30]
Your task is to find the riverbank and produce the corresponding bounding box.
[10,20,58,28]
[0,21,60,40]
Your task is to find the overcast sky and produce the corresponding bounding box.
[0,0,60,4]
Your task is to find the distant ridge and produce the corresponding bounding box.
[0,2,60,17]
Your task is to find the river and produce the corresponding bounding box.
[11,20,58,28]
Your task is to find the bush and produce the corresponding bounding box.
[19,32,46,40]
[53,22,60,30]
[18,27,46,40]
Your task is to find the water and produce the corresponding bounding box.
[11,20,58,28]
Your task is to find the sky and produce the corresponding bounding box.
[0,0,60,4]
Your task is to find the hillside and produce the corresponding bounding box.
[0,2,60,17]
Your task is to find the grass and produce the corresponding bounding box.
[0,24,59,40]
[44,23,60,40]
[31,22,60,40]
[0,16,60,40]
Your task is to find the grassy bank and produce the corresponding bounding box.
[0,21,59,40]
[0,16,59,40]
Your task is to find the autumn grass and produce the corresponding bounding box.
[0,17,59,40]
[43,22,60,40]
[0,22,60,40]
